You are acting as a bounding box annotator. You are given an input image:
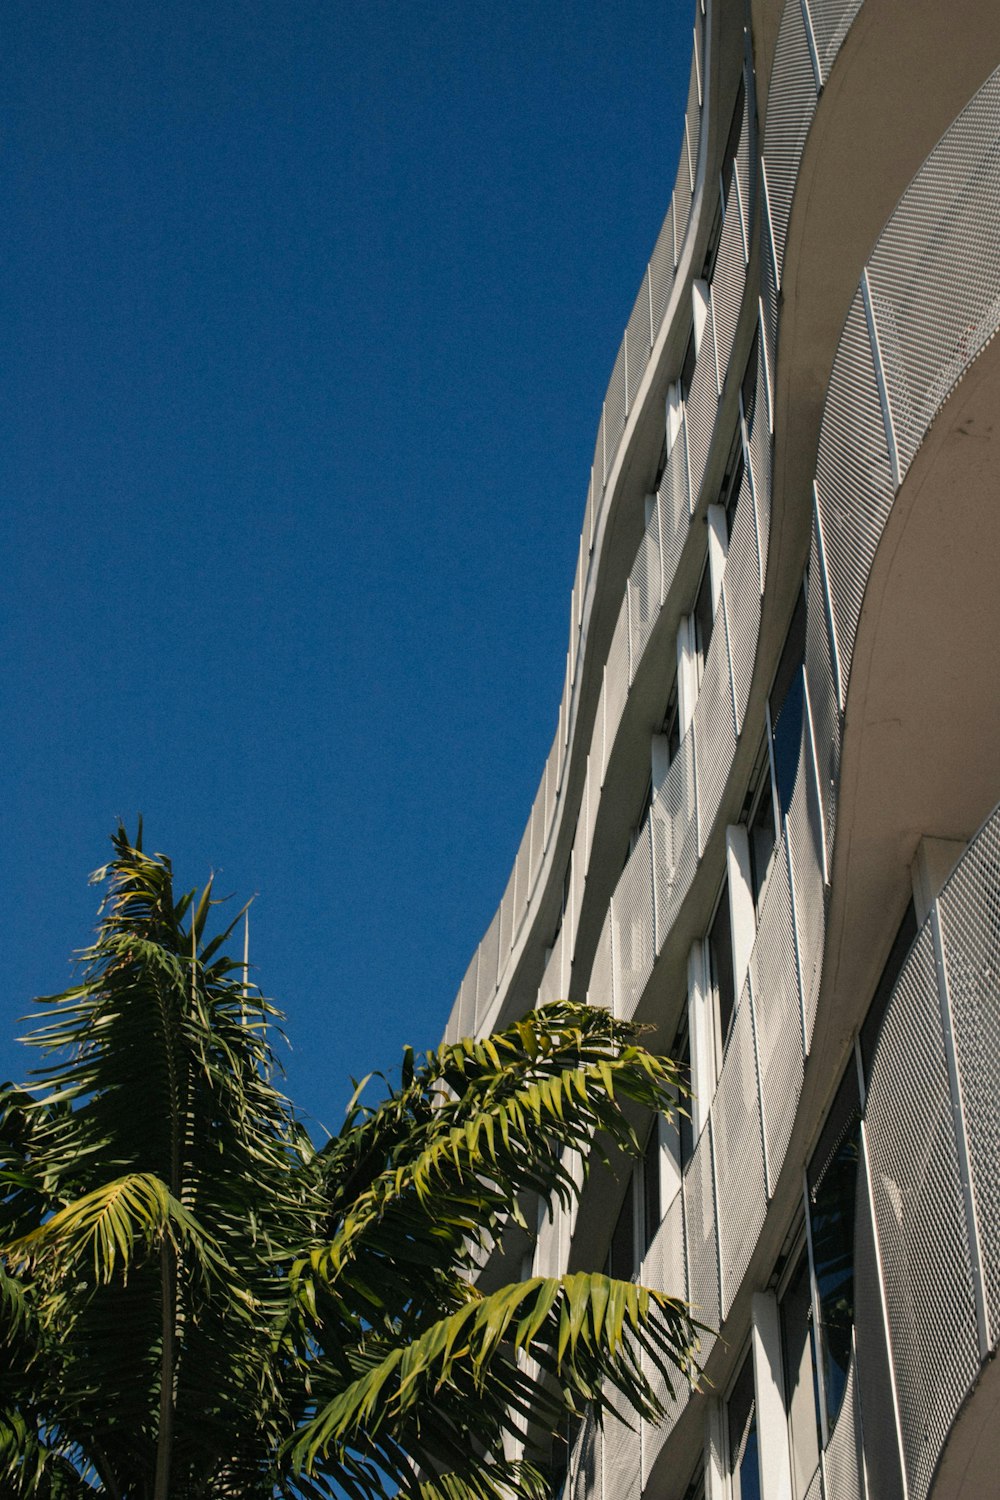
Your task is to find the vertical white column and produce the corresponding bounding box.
[751,1291,794,1500]
[692,279,711,356]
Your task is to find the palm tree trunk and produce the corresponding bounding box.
[154,1240,176,1500]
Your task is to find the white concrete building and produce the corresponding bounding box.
[441,3,1000,1496]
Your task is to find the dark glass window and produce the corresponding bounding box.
[719,424,745,541]
[680,328,697,403]
[807,1065,861,1429]
[769,586,808,819]
[708,882,736,1054]
[674,1019,694,1167]
[741,328,760,439]
[780,1250,823,1499]
[748,773,777,912]
[728,1351,761,1500]
[720,77,746,204]
[693,561,714,668]
[663,682,681,762]
[642,1120,661,1255]
[860,900,919,1079]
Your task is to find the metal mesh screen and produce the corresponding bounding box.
[864,925,980,1500]
[822,1350,864,1500]
[528,783,546,892]
[588,907,615,1013]
[653,734,698,947]
[937,813,1000,1332]
[814,292,896,690]
[582,753,599,874]
[673,174,692,276]
[457,950,479,1042]
[747,344,772,571]
[711,197,748,380]
[475,907,501,1031]
[684,339,720,507]
[512,820,532,945]
[684,1120,720,1354]
[537,924,567,1010]
[749,841,804,1188]
[629,524,662,680]
[602,1382,642,1500]
[724,472,763,731]
[854,1154,907,1500]
[595,408,607,494]
[603,611,632,780]
[573,1414,601,1500]
[809,0,864,84]
[712,988,767,1315]
[641,1190,691,1474]
[692,614,738,855]
[866,72,1000,478]
[786,752,826,1052]
[650,203,676,335]
[613,824,655,1022]
[762,0,817,279]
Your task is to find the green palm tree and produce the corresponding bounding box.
[0,828,697,1499]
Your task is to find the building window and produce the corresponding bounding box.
[769,586,807,819]
[708,880,736,1066]
[780,1246,823,1498]
[680,326,697,404]
[663,680,681,763]
[806,1064,861,1431]
[745,739,778,914]
[741,328,759,441]
[718,423,745,542]
[673,1014,694,1168]
[607,1180,636,1282]
[860,898,918,1079]
[727,1350,761,1500]
[641,1118,661,1257]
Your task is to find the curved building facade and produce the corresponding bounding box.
[441,3,1000,1496]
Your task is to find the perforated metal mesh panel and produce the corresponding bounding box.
[594,408,608,493]
[814,293,896,689]
[537,925,566,1010]
[762,0,817,279]
[724,474,763,731]
[823,1350,864,1500]
[605,343,628,479]
[582,754,599,874]
[786,753,826,1051]
[735,60,752,238]
[854,1154,906,1500]
[613,825,655,1021]
[588,908,615,1013]
[603,610,632,780]
[475,908,501,1030]
[512,821,532,945]
[804,531,840,868]
[692,617,737,855]
[629,525,662,680]
[712,989,767,1314]
[684,54,700,193]
[457,950,478,1041]
[802,1465,822,1500]
[747,342,772,570]
[528,785,546,892]
[640,1190,691,1476]
[711,197,748,380]
[573,1415,601,1500]
[866,72,1000,477]
[809,0,864,84]
[673,177,691,265]
[684,1120,720,1354]
[650,203,677,334]
[864,925,980,1500]
[937,815,1000,1333]
[602,1381,642,1500]
[653,735,698,947]
[684,342,720,507]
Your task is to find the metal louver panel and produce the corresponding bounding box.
[711,197,748,379]
[474,907,500,1030]
[602,1381,642,1500]
[605,343,628,476]
[673,174,691,261]
[497,862,516,970]
[692,615,737,855]
[785,748,826,1050]
[625,274,654,413]
[649,203,676,334]
[712,987,767,1315]
[457,949,479,1042]
[748,837,803,1189]
[573,1416,601,1500]
[652,734,698,948]
[528,783,546,891]
[854,1161,907,1500]
[512,819,533,944]
[684,340,719,506]
[936,818,1000,1334]
[804,527,840,865]
[762,0,817,280]
[612,823,655,1021]
[658,449,691,607]
[724,474,762,731]
[815,290,896,689]
[808,0,864,85]
[864,925,980,1500]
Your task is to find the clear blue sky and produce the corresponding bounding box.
[0,1,690,1135]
